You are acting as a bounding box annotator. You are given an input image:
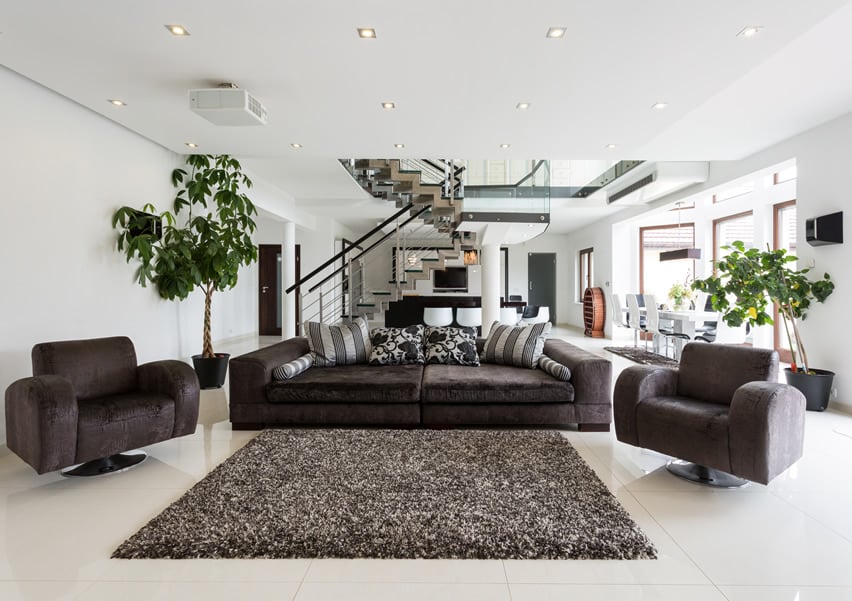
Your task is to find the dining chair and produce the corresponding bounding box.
[423,307,454,327]
[455,307,482,329]
[499,307,520,325]
[625,294,646,348]
[645,294,691,359]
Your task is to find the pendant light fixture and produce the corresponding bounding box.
[660,202,701,261]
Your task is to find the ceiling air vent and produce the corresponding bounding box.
[608,173,656,204]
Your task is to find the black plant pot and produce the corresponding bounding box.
[192,353,230,389]
[784,367,834,412]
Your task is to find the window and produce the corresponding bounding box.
[774,201,797,362]
[713,211,754,265]
[578,247,593,301]
[640,224,695,303]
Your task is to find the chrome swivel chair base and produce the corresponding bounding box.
[666,460,749,488]
[61,450,148,477]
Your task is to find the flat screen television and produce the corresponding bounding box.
[433,266,468,292]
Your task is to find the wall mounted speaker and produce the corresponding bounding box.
[805,211,843,246]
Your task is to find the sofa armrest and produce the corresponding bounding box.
[229,337,311,407]
[728,381,806,485]
[613,365,678,446]
[5,375,78,474]
[542,339,612,406]
[138,360,200,437]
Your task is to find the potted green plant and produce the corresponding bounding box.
[691,240,835,410]
[668,280,694,310]
[112,154,258,388]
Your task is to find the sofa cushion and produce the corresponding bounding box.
[538,355,571,381]
[272,353,313,380]
[305,317,371,367]
[267,364,423,404]
[369,325,425,365]
[424,326,479,366]
[481,321,550,368]
[421,364,574,404]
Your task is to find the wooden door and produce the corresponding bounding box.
[259,245,281,335]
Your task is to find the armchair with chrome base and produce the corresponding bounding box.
[614,343,806,487]
[5,336,200,476]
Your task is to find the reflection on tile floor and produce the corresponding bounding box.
[1,327,851,600]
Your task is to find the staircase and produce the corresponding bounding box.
[287,159,474,326]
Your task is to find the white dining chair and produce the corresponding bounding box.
[499,307,520,325]
[611,293,631,331]
[521,306,550,325]
[625,294,645,347]
[645,294,691,359]
[455,307,482,329]
[423,307,453,327]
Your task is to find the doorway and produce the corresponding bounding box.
[258,244,300,336]
[527,252,556,324]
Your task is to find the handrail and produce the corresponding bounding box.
[285,202,415,294]
[513,159,547,187]
[307,205,430,293]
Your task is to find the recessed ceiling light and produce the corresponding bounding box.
[394,143,405,149]
[546,27,566,38]
[165,24,190,36]
[290,143,303,149]
[516,102,531,110]
[381,102,396,109]
[499,143,511,149]
[605,143,617,150]
[108,99,126,106]
[737,26,762,38]
[185,142,198,148]
[357,28,376,38]
[651,102,668,110]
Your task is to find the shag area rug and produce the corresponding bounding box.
[604,346,679,367]
[113,429,657,560]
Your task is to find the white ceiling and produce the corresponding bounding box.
[3,0,852,234]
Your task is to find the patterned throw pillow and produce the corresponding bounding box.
[424,326,480,366]
[369,325,425,365]
[272,353,314,380]
[481,321,551,368]
[304,317,372,367]
[538,355,571,381]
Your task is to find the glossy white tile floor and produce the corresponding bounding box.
[2,327,852,600]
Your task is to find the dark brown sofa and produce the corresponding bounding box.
[229,337,612,431]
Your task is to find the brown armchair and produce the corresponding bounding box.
[5,336,199,476]
[614,343,806,487]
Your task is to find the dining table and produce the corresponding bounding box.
[656,308,719,356]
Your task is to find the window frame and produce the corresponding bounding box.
[578,247,593,301]
[773,200,797,363]
[638,223,695,293]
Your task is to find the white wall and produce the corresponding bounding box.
[574,110,852,411]
[0,68,257,444]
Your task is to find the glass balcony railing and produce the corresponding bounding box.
[461,160,550,215]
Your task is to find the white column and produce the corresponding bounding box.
[481,242,501,331]
[282,221,296,339]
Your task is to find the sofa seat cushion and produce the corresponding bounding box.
[267,364,423,404]
[635,396,731,471]
[76,392,175,462]
[421,364,574,404]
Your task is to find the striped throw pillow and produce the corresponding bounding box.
[481,321,551,368]
[538,355,571,381]
[305,317,372,367]
[272,353,314,380]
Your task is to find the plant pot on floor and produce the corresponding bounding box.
[784,367,834,412]
[192,353,230,389]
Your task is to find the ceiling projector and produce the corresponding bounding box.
[189,85,268,126]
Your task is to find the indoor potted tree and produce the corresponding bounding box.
[112,154,258,388]
[691,240,835,410]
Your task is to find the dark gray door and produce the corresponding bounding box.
[528,252,556,324]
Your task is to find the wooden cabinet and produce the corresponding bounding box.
[583,287,605,338]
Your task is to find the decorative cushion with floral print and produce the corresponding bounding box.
[369,325,425,365]
[424,326,480,366]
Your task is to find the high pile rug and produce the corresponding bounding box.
[604,346,679,367]
[113,429,657,560]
